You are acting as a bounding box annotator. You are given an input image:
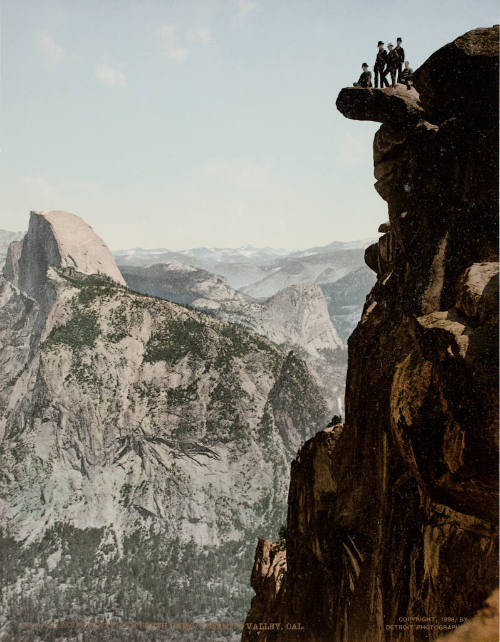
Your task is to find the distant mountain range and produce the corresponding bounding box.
[0,229,24,265]
[0,211,330,632]
[1,228,375,346]
[120,262,347,414]
[0,218,376,634]
[115,240,376,415]
[114,240,376,342]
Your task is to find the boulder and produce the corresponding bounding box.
[364,242,379,274]
[414,25,499,123]
[456,262,499,324]
[365,235,395,277]
[335,85,424,123]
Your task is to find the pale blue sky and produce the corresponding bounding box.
[0,0,498,250]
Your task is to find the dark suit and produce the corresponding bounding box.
[354,71,373,87]
[387,49,399,87]
[399,66,413,89]
[374,49,388,88]
[395,45,405,81]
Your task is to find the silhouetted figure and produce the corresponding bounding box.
[398,61,414,89]
[395,37,405,81]
[374,41,389,88]
[386,43,399,87]
[353,63,373,87]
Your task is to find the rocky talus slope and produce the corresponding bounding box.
[242,26,499,642]
[0,210,329,640]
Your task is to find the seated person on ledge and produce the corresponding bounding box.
[398,61,414,89]
[353,63,373,87]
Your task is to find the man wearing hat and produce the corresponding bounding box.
[395,37,405,81]
[373,40,389,87]
[374,41,389,88]
[353,63,373,88]
[386,43,400,87]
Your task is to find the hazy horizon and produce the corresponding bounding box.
[111,236,375,252]
[1,0,498,250]
[2,217,375,253]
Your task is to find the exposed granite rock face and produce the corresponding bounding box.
[412,26,499,124]
[3,240,23,285]
[243,26,498,642]
[336,85,423,123]
[244,538,287,637]
[1,211,331,635]
[121,263,346,413]
[7,210,127,354]
[15,210,126,300]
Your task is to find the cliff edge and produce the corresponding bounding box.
[242,25,499,642]
[4,210,126,298]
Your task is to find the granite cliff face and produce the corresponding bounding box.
[5,210,126,301]
[243,26,499,642]
[0,211,329,640]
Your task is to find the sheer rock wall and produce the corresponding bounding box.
[242,25,499,642]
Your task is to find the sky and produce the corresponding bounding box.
[0,0,498,251]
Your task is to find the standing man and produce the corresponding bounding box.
[387,43,399,88]
[395,37,405,82]
[353,63,373,87]
[374,41,389,88]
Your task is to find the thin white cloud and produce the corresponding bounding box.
[160,24,189,62]
[38,33,64,68]
[187,26,212,44]
[236,0,257,18]
[94,64,127,88]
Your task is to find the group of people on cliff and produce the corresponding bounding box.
[353,38,413,90]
